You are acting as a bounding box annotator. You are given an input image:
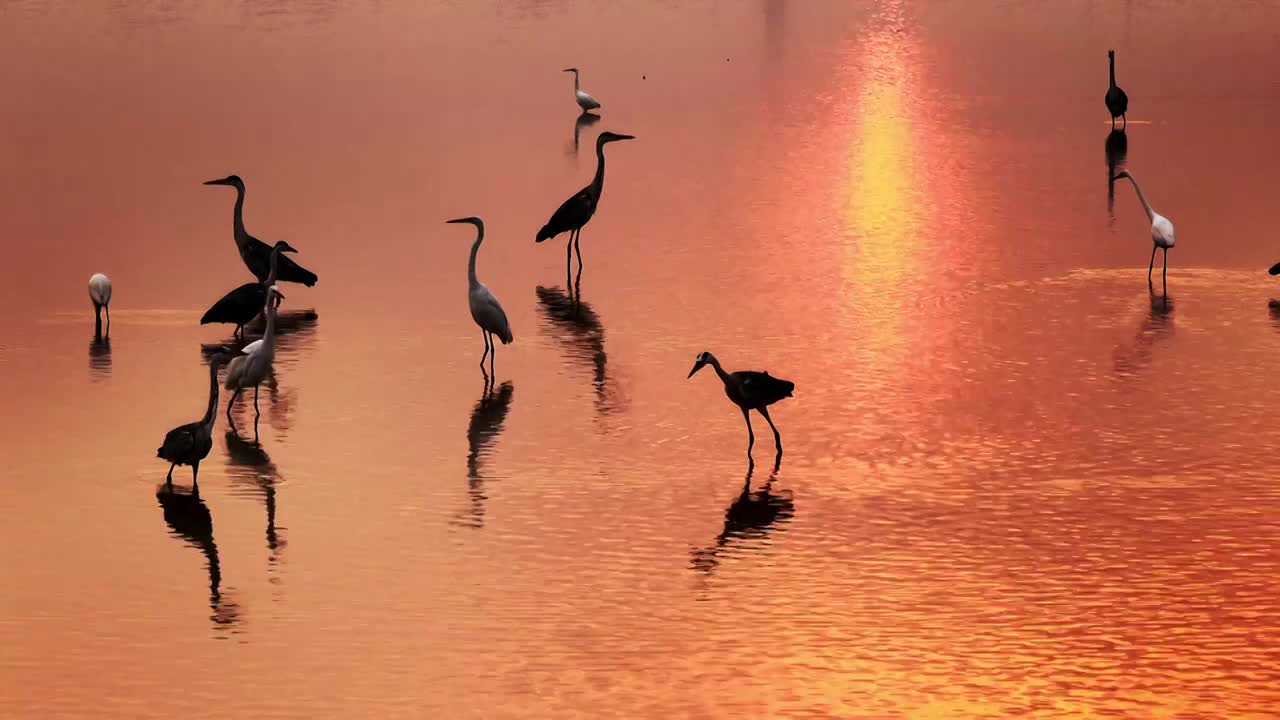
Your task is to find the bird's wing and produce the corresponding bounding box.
[201,283,263,324]
[241,339,264,355]
[548,188,595,229]
[471,285,514,344]
[225,355,247,389]
[738,371,795,404]
[1153,216,1175,245]
[161,424,197,458]
[577,91,601,109]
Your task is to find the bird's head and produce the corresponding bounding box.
[598,131,636,145]
[203,174,244,188]
[1108,49,1115,59]
[446,216,484,232]
[267,284,284,301]
[272,240,299,254]
[562,67,579,74]
[687,351,716,379]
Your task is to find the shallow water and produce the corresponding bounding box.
[4,1,1280,717]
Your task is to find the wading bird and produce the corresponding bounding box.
[536,131,635,277]
[687,351,794,463]
[225,286,283,420]
[1105,49,1128,129]
[200,240,297,338]
[88,273,112,339]
[1113,170,1175,285]
[203,175,318,286]
[448,217,513,378]
[158,349,231,487]
[563,67,601,112]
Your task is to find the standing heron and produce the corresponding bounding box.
[200,240,297,338]
[563,67,601,112]
[203,175,318,287]
[1105,49,1128,129]
[225,285,284,420]
[88,273,112,339]
[1113,170,1175,285]
[447,217,513,378]
[158,349,232,487]
[687,351,795,463]
[536,131,635,277]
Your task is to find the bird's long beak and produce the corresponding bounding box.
[562,68,575,73]
[203,178,228,186]
[687,362,704,379]
[446,218,470,224]
[614,134,636,141]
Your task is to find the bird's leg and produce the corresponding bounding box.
[480,331,491,371]
[1122,113,1127,129]
[742,407,755,459]
[489,335,497,378]
[1148,245,1157,280]
[227,389,241,422]
[1163,248,1168,287]
[758,406,783,462]
[105,305,111,339]
[192,460,200,489]
[253,385,260,417]
[574,229,584,273]
[566,232,575,278]
[166,464,175,485]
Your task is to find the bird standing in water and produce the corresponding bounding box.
[200,240,298,338]
[225,285,284,420]
[203,175,318,287]
[1105,49,1128,129]
[88,273,112,339]
[536,131,635,279]
[1113,170,1175,285]
[687,351,795,463]
[447,217,513,380]
[563,67,601,112]
[158,349,231,487]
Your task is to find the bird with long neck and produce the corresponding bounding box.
[203,175,319,287]
[88,273,112,340]
[157,350,232,487]
[448,217,513,381]
[200,240,296,338]
[224,285,283,421]
[687,351,795,464]
[1113,170,1175,285]
[563,67,601,112]
[535,131,636,278]
[1105,49,1129,129]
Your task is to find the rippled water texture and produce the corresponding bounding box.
[4,1,1280,717]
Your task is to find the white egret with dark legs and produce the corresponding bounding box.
[203,175,318,287]
[225,285,283,420]
[448,217,513,378]
[158,349,232,487]
[1113,170,1175,285]
[88,273,112,339]
[1105,49,1128,129]
[687,351,795,464]
[563,67,601,112]
[200,240,297,338]
[536,131,635,277]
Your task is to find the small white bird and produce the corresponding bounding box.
[1113,170,1175,285]
[225,285,283,420]
[563,67,601,112]
[88,273,112,339]
[446,217,513,379]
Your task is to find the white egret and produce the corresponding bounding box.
[687,351,795,463]
[535,131,635,277]
[563,67,601,112]
[88,273,112,339]
[1105,49,1128,129]
[1113,170,1175,284]
[158,349,232,487]
[225,285,283,419]
[203,175,318,286]
[447,217,513,378]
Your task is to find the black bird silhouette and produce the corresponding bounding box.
[691,464,795,574]
[200,240,298,338]
[1105,49,1129,129]
[158,350,230,486]
[688,351,794,463]
[536,131,635,278]
[204,175,318,286]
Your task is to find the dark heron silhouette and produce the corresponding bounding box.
[1105,49,1128,129]
[225,286,284,421]
[203,175,318,286]
[536,131,635,278]
[158,349,232,487]
[688,351,794,463]
[572,111,600,155]
[1105,129,1128,215]
[447,217,513,379]
[88,273,112,339]
[563,67,601,112]
[155,484,239,627]
[200,240,298,338]
[460,381,515,528]
[225,428,286,556]
[1112,170,1175,286]
[691,462,795,574]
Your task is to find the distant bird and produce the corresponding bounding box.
[225,285,283,419]
[200,240,298,338]
[1105,49,1128,129]
[448,217,513,377]
[687,351,795,462]
[563,67,601,112]
[158,349,231,487]
[1113,170,1175,285]
[203,175,318,287]
[88,273,112,339]
[536,131,635,277]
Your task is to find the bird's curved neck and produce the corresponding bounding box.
[468,227,484,287]
[1123,174,1155,222]
[202,360,220,428]
[592,141,608,193]
[232,184,248,248]
[266,246,282,286]
[572,72,580,93]
[263,294,278,349]
[709,358,732,385]
[1108,55,1116,88]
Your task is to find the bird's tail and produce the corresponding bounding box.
[536,225,555,243]
[199,308,216,324]
[156,447,165,457]
[781,381,795,397]
[499,329,514,345]
[1268,262,1280,276]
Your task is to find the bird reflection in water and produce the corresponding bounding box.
[225,428,287,562]
[88,338,111,379]
[155,484,240,629]
[456,381,514,528]
[207,310,315,437]
[570,111,600,156]
[690,463,795,574]
[1113,287,1174,379]
[1105,129,1128,217]
[200,308,319,358]
[536,275,625,418]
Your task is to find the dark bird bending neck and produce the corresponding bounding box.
[232,183,249,249]
[202,361,221,427]
[1109,54,1116,88]
[591,140,609,195]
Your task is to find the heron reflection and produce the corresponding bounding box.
[1105,129,1127,216]
[88,338,111,379]
[536,282,624,417]
[225,428,286,558]
[155,484,240,628]
[200,308,319,358]
[571,111,600,155]
[690,463,795,574]
[1113,287,1174,379]
[457,381,515,528]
